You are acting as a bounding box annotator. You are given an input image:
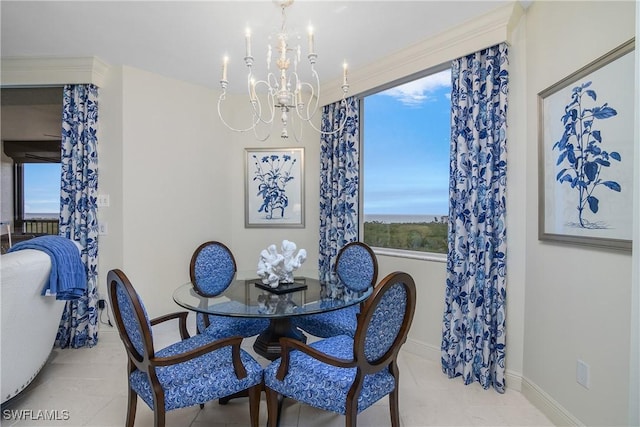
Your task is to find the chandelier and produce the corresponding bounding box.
[218,0,349,141]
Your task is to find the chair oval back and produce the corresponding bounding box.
[108,269,154,360]
[354,271,416,363]
[190,241,237,297]
[335,242,378,292]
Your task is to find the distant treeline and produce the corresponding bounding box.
[363,220,448,254]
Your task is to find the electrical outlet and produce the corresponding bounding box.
[576,359,590,389]
[98,299,106,310]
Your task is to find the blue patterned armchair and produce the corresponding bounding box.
[190,241,269,338]
[264,271,416,427]
[294,242,378,338]
[107,269,263,427]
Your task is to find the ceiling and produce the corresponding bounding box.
[1,0,512,141]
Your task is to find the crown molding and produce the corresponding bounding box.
[1,56,110,87]
[321,1,523,104]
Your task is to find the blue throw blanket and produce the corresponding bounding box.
[8,236,87,300]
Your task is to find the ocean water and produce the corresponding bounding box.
[364,214,448,224]
[24,213,58,220]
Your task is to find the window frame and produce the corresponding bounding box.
[6,151,61,235]
[359,62,451,262]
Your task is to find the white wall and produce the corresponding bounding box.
[94,66,234,317]
[522,2,635,425]
[95,65,124,304]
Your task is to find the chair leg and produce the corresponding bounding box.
[265,386,281,427]
[345,411,357,427]
[345,398,358,427]
[389,387,400,427]
[154,408,165,427]
[125,388,138,427]
[152,389,166,427]
[247,384,261,427]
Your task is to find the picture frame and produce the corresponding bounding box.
[538,38,634,251]
[245,147,304,228]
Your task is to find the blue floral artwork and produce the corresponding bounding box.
[553,81,621,229]
[246,148,304,228]
[253,153,296,219]
[539,39,633,250]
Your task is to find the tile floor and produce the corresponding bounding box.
[1,322,554,427]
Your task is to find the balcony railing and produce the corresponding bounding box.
[21,219,59,235]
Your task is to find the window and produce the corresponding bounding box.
[3,140,61,236]
[23,163,61,219]
[362,68,451,254]
[15,162,61,235]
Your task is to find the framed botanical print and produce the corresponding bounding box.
[538,39,634,250]
[245,147,304,228]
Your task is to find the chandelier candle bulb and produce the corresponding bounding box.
[343,62,348,86]
[267,45,272,70]
[245,28,252,58]
[222,56,228,82]
[307,25,314,54]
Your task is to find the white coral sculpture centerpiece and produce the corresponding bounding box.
[257,240,307,288]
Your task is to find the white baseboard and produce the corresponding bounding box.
[521,376,583,426]
[403,337,441,362]
[505,369,523,392]
[402,338,582,425]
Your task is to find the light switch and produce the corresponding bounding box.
[98,222,108,235]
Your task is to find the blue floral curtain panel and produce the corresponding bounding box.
[318,97,360,289]
[441,43,509,392]
[56,84,100,348]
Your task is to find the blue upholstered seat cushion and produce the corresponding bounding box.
[294,243,375,339]
[129,332,263,411]
[292,305,359,338]
[264,335,395,415]
[195,300,269,338]
[197,313,269,339]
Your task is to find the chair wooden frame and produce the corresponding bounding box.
[266,271,417,427]
[107,269,261,427]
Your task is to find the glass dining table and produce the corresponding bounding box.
[173,276,372,361]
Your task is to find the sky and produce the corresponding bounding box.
[23,163,60,215]
[363,69,451,216]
